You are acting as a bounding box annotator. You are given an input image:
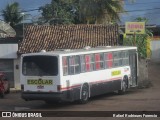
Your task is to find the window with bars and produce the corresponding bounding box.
[113,51,129,67]
[68,56,80,75]
[95,53,104,70]
[85,55,91,72]
[62,56,68,75]
[80,55,85,73]
[122,51,129,65]
[113,52,122,67]
[62,50,130,75]
[90,54,95,71]
[104,53,113,68]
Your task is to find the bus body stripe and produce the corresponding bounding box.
[60,84,81,90]
[60,77,122,91]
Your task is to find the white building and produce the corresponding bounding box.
[0,38,20,89]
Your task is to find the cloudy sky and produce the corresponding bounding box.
[0,0,160,25]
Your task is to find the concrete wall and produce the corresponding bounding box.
[14,59,20,89]
[0,44,18,58]
[151,40,160,61]
[138,59,150,88]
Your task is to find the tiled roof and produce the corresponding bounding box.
[18,24,119,54]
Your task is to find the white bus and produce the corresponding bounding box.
[20,46,138,104]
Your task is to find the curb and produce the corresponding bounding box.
[10,88,21,93]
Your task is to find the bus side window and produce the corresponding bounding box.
[95,53,100,70]
[95,53,104,70]
[85,55,91,72]
[62,56,68,76]
[69,56,80,75]
[90,54,95,71]
[117,51,123,67]
[69,56,75,74]
[125,51,129,65]
[74,56,80,74]
[118,52,123,66]
[80,55,85,73]
[113,52,119,67]
[104,53,113,68]
[122,51,129,65]
[84,54,95,72]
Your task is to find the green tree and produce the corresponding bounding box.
[39,0,125,25]
[78,0,124,24]
[39,0,75,25]
[2,2,24,27]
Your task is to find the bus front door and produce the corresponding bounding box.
[129,51,138,87]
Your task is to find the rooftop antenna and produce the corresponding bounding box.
[0,20,16,38]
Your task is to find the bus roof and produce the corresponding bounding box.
[22,46,137,56]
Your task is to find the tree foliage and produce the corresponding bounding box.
[39,0,76,25]
[2,2,24,27]
[39,0,124,25]
[79,0,124,24]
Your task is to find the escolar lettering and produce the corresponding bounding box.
[27,79,53,85]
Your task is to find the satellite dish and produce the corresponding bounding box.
[0,20,16,38]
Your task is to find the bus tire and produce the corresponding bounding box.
[79,85,89,104]
[118,77,128,95]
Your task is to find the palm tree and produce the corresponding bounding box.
[2,2,24,27]
[79,0,124,24]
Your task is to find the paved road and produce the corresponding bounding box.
[0,61,160,119]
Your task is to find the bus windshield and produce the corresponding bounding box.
[22,56,58,76]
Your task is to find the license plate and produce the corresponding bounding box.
[27,79,53,85]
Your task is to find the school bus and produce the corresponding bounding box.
[20,46,138,104]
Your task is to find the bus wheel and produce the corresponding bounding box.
[79,85,89,104]
[118,79,127,95]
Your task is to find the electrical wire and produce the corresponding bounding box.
[125,1,160,5]
[0,1,160,20]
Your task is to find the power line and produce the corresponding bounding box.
[125,1,160,5]
[22,8,40,13]
[1,6,160,15]
[119,7,160,13]
[122,11,160,18]
[0,6,160,17]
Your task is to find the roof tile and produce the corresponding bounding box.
[18,24,118,54]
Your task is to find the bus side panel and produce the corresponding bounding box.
[90,80,121,97]
[79,68,123,97]
[60,75,82,101]
[72,87,81,101]
[59,66,130,101]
